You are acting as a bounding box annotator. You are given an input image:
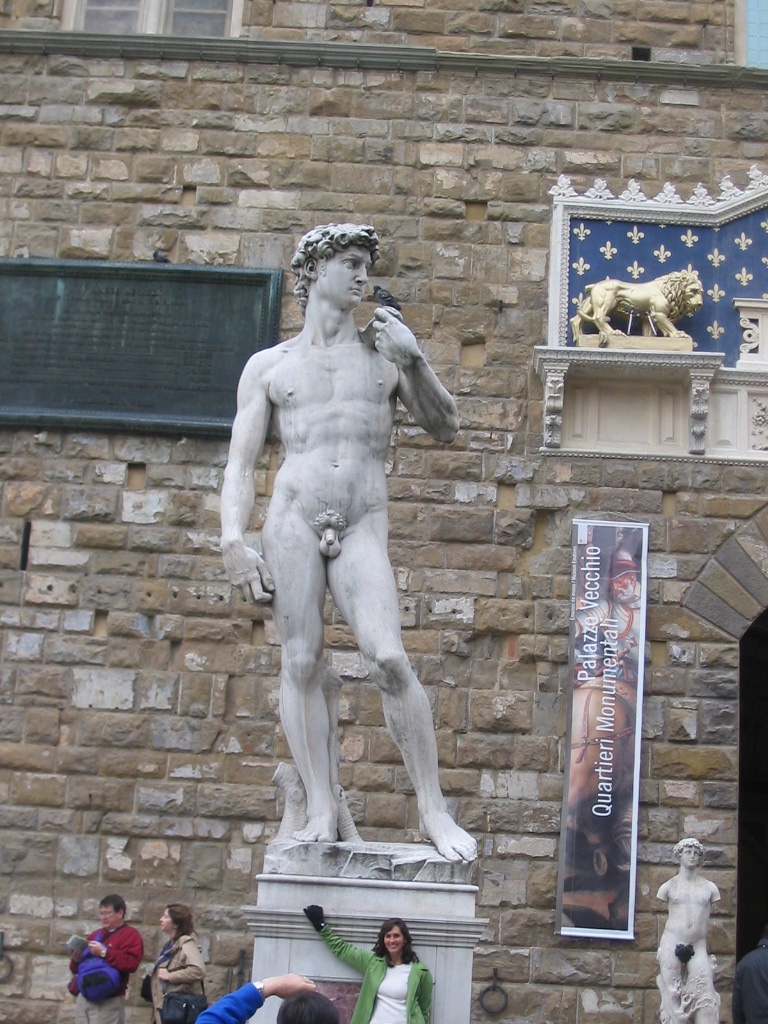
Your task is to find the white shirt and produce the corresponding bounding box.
[369,963,413,1024]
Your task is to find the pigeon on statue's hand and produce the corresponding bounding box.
[372,285,402,311]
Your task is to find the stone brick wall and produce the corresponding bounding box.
[0,0,736,63]
[0,33,763,1024]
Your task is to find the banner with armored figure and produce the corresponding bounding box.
[556,519,649,940]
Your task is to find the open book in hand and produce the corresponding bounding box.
[63,934,89,953]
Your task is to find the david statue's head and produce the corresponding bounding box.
[291,223,381,314]
[673,837,704,866]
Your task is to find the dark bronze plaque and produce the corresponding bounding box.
[0,258,283,436]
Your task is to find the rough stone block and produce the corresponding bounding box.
[652,744,738,781]
[23,574,79,607]
[71,667,136,711]
[56,834,100,876]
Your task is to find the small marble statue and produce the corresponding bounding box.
[220,223,477,863]
[656,838,721,1024]
[570,269,703,350]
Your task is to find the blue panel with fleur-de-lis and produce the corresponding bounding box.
[567,210,768,365]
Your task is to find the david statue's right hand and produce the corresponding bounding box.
[222,543,275,604]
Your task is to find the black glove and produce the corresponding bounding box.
[303,905,325,932]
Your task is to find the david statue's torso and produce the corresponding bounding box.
[265,336,400,526]
[661,877,714,945]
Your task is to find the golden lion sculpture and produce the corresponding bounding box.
[570,269,703,348]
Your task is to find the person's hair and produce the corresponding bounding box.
[100,894,126,916]
[165,903,195,937]
[277,992,339,1024]
[290,223,380,313]
[673,837,704,862]
[372,918,419,965]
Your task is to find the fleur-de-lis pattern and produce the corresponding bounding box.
[567,203,768,365]
[572,257,590,277]
[708,248,725,268]
[573,222,590,241]
[626,260,644,279]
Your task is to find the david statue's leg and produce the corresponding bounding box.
[265,522,338,843]
[329,532,477,863]
[279,649,338,843]
[381,661,477,863]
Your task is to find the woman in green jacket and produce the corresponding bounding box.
[303,906,432,1024]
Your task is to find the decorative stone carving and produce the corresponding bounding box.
[750,396,768,450]
[656,838,720,1024]
[653,182,684,206]
[550,173,578,200]
[735,299,768,368]
[569,270,703,350]
[739,316,760,357]
[550,168,767,210]
[688,371,715,455]
[584,178,615,201]
[541,364,567,448]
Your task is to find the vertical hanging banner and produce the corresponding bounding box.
[556,519,649,940]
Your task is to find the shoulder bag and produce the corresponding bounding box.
[161,985,207,1024]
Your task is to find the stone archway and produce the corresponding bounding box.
[683,505,768,959]
[684,511,768,639]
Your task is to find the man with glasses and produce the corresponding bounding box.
[68,893,144,1024]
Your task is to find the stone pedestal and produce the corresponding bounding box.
[243,840,487,1024]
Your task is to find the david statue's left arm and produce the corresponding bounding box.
[371,307,459,443]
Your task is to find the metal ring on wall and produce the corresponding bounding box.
[479,968,508,1015]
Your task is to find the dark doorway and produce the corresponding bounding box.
[737,608,768,960]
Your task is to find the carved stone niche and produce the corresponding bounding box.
[532,348,723,456]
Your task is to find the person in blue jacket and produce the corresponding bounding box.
[196,973,338,1024]
[303,906,432,1024]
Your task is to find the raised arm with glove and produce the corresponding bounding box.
[303,906,326,933]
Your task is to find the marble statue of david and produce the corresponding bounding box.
[220,224,477,864]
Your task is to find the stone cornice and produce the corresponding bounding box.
[1,29,768,90]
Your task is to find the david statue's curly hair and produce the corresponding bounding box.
[673,837,705,862]
[290,223,380,314]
